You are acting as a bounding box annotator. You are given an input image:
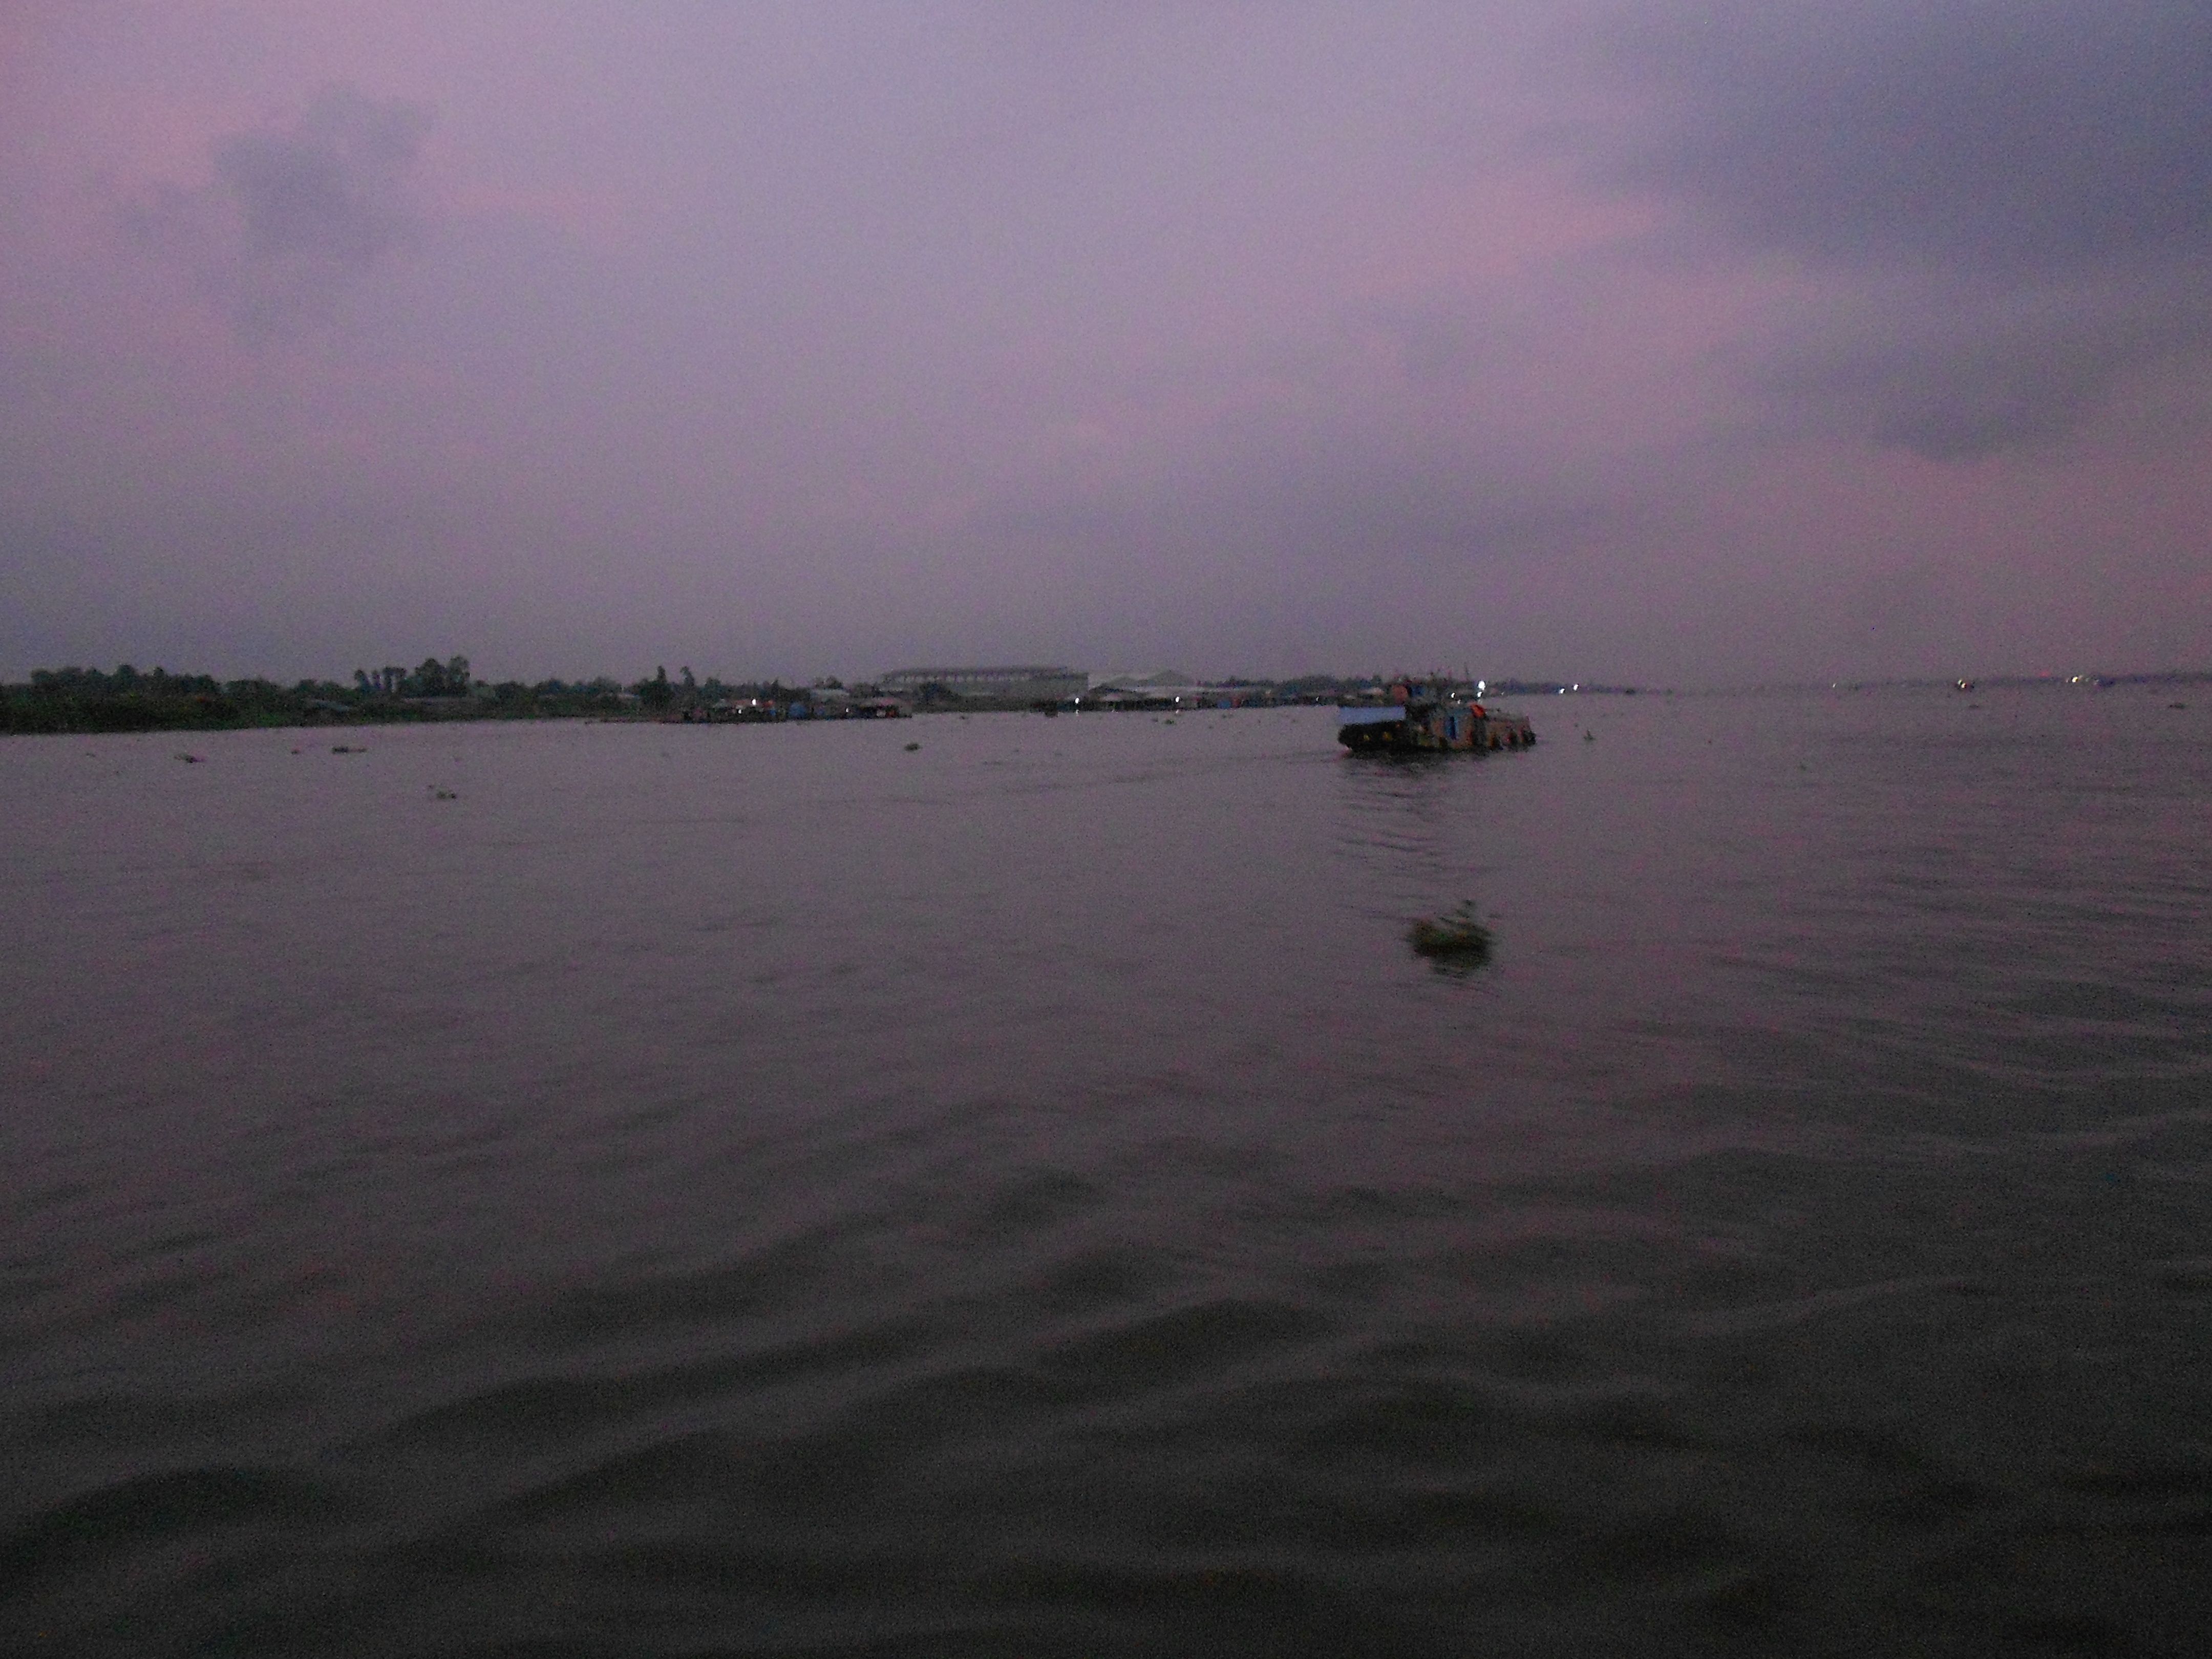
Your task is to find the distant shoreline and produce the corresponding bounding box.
[7,665,2207,737]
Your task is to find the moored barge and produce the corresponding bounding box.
[1338,678,1535,754]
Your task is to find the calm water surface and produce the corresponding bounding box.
[5,689,2210,1655]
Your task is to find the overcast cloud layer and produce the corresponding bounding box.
[3,1,2208,684]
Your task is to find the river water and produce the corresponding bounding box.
[4,688,2209,1656]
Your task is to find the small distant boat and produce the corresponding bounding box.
[1954,678,1975,692]
[1338,677,1534,754]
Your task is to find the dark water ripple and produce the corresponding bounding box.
[5,689,2211,1654]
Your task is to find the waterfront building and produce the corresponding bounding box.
[878,666,1088,704]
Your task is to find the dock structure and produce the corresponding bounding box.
[1337,677,1535,754]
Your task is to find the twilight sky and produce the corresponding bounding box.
[4,2,2208,685]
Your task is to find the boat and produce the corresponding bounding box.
[1338,678,1535,754]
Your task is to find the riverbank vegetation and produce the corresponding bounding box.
[0,659,798,735]
[4,658,1675,736]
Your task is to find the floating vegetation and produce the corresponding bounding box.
[175,753,204,763]
[1409,902,1492,968]
[904,741,921,751]
[331,745,364,754]
[428,786,458,800]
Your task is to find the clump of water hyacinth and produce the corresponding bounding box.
[1409,902,1492,966]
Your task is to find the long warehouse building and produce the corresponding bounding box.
[877,666,1088,703]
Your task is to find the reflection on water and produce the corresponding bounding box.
[4,690,2210,1654]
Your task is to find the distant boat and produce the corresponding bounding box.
[1338,677,1535,754]
[1954,679,1975,692]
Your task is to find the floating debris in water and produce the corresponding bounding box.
[428,786,458,800]
[331,745,364,754]
[176,753,204,763]
[904,741,921,751]
[1409,902,1492,967]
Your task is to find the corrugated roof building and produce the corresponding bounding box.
[878,666,1087,704]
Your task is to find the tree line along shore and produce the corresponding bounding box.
[4,658,743,735]
[2,657,1333,735]
[3,654,1661,736]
